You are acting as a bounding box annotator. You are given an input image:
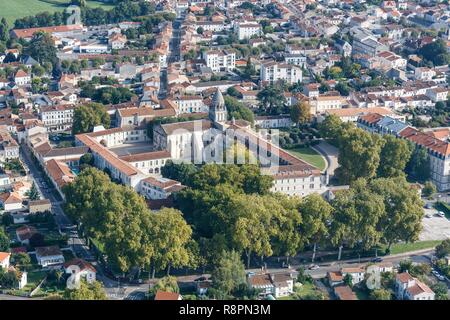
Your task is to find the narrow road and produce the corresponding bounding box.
[20,145,94,261]
[313,140,339,180]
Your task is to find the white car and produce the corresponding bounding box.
[438,211,446,218]
[308,264,320,270]
[425,213,432,218]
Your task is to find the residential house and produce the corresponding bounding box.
[154,291,182,300]
[64,258,97,284]
[28,199,52,214]
[341,267,366,285]
[327,271,344,287]
[0,252,11,270]
[247,271,296,298]
[395,272,435,300]
[16,225,37,245]
[0,192,23,211]
[35,246,65,267]
[334,285,358,300]
[14,70,31,86]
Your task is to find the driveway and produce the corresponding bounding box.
[312,140,339,178]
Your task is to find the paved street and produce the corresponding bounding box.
[19,145,94,262]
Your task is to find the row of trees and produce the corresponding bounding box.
[63,168,196,275]
[160,162,424,269]
[319,114,430,184]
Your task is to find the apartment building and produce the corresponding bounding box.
[173,96,208,114]
[310,92,346,114]
[202,50,236,73]
[352,34,388,57]
[260,60,302,85]
[40,105,74,133]
[358,114,450,191]
[235,23,262,40]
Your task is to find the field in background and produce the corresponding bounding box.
[0,0,114,25]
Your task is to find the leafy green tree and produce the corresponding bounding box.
[25,32,57,66]
[230,193,274,268]
[377,135,412,178]
[299,194,333,262]
[150,276,179,296]
[64,280,107,300]
[26,182,40,200]
[422,181,437,197]
[370,288,391,300]
[335,128,384,184]
[79,153,95,170]
[210,250,246,299]
[343,274,353,287]
[268,195,303,264]
[0,227,10,251]
[0,18,9,42]
[418,39,450,66]
[151,208,195,276]
[31,65,45,77]
[12,253,31,269]
[72,103,110,135]
[290,102,311,125]
[224,96,255,124]
[243,57,256,79]
[257,85,287,115]
[406,147,430,182]
[331,179,385,258]
[369,177,424,251]
[318,114,345,142]
[432,282,448,300]
[436,239,450,258]
[335,82,351,96]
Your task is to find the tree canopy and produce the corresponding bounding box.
[72,103,110,135]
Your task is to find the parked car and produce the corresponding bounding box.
[308,264,320,270]
[438,211,445,217]
[432,270,445,281]
[425,213,433,218]
[425,203,433,209]
[371,257,383,263]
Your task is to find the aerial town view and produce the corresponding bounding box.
[0,0,449,308]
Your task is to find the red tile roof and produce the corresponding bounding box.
[154,291,181,300]
[399,127,450,156]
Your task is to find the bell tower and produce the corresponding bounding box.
[209,88,227,123]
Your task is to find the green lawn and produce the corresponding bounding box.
[384,240,442,255]
[286,147,327,171]
[0,0,115,25]
[278,282,324,300]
